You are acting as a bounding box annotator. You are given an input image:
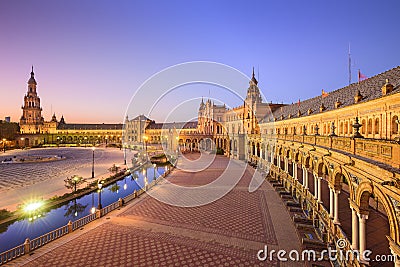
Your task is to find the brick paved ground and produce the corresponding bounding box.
[11,153,304,267]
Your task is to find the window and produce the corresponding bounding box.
[374,118,379,134]
[392,115,399,135]
[361,119,366,134]
[367,118,372,134]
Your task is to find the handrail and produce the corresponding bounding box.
[30,225,69,250]
[0,244,25,265]
[72,213,97,230]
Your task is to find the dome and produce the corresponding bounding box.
[27,66,37,85]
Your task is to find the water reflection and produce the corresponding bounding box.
[0,163,166,253]
[64,199,87,218]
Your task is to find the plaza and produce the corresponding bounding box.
[9,153,313,267]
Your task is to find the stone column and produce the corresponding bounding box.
[358,213,368,259]
[333,190,340,224]
[303,167,309,189]
[313,173,318,200]
[317,177,322,203]
[390,248,400,267]
[293,162,297,180]
[351,208,359,250]
[277,155,281,170]
[270,151,274,164]
[284,158,288,173]
[329,187,334,218]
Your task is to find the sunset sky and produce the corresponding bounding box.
[1,0,399,123]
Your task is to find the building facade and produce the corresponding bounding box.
[223,66,400,267]
[18,68,124,147]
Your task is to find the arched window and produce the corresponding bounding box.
[374,118,379,134]
[367,118,372,134]
[392,115,399,135]
[361,119,366,134]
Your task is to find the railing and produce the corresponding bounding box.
[30,224,70,250]
[0,167,172,266]
[101,202,120,217]
[0,244,25,265]
[72,213,97,230]
[264,133,400,169]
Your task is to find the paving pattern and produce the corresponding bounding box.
[11,154,304,267]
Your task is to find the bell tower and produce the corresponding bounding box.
[20,66,44,134]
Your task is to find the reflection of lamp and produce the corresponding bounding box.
[97,181,103,209]
[91,193,95,214]
[92,147,95,178]
[153,163,157,180]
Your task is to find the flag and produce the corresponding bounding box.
[322,89,329,98]
[358,69,367,82]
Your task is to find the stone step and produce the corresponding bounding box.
[286,201,301,207]
[296,223,315,231]
[293,217,313,225]
[288,207,303,212]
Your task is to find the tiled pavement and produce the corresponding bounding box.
[10,153,304,267]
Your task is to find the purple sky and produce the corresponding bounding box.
[1,0,399,123]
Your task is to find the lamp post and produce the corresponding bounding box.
[92,147,95,178]
[144,135,148,151]
[21,137,25,149]
[97,181,103,209]
[2,138,6,153]
[123,143,127,165]
[153,163,156,180]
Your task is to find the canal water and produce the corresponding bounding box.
[0,164,166,253]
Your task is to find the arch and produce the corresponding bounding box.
[315,159,327,176]
[303,155,312,168]
[294,151,301,163]
[355,182,373,212]
[330,167,341,187]
[285,148,290,159]
[336,167,355,200]
[370,185,400,243]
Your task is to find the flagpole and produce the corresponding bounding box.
[348,43,351,85]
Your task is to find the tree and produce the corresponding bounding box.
[64,175,85,193]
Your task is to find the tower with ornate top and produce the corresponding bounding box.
[20,66,44,134]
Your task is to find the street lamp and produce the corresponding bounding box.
[143,135,148,153]
[92,147,95,178]
[97,181,103,209]
[123,143,127,165]
[20,137,25,149]
[153,163,156,180]
[2,138,6,153]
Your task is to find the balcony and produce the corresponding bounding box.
[269,134,400,169]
